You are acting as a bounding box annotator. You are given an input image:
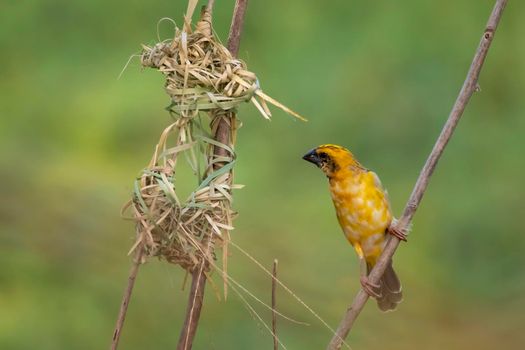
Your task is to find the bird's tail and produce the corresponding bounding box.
[367,260,403,312]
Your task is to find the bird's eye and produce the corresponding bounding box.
[319,152,329,161]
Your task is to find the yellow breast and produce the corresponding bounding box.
[329,170,392,262]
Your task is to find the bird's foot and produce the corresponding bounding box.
[360,276,382,298]
[387,225,408,242]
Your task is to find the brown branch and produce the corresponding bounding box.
[111,245,144,350]
[227,0,249,57]
[272,259,279,350]
[176,1,249,349]
[327,1,508,349]
[206,0,215,13]
[177,265,208,350]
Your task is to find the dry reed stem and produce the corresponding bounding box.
[177,1,249,349]
[327,1,508,349]
[111,244,144,350]
[272,259,278,350]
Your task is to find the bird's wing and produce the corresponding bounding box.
[369,170,393,213]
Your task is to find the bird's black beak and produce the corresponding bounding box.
[302,149,320,166]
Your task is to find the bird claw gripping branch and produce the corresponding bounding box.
[387,224,408,242]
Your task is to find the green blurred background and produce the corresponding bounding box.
[2,0,525,349]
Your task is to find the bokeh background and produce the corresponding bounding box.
[2,0,525,349]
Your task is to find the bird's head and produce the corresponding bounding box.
[302,144,360,179]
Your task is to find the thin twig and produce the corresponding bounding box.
[327,1,508,349]
[177,263,208,350]
[206,0,215,13]
[176,1,249,349]
[227,0,249,57]
[272,259,279,350]
[111,244,144,350]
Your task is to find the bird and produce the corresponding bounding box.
[303,144,406,311]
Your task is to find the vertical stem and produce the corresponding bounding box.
[227,0,249,57]
[327,1,508,349]
[177,265,208,350]
[272,259,279,350]
[110,246,144,350]
[176,1,249,349]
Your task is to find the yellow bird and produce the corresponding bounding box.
[303,144,405,311]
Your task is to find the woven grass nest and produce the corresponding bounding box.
[127,7,304,273]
